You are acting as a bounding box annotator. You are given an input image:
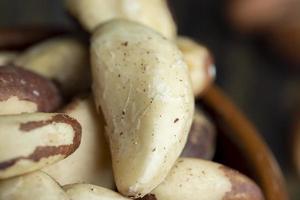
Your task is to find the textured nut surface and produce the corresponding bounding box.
[65,0,176,39]
[0,51,18,65]
[0,66,62,115]
[0,113,81,179]
[43,96,114,188]
[14,37,90,95]
[64,183,130,200]
[0,171,69,200]
[177,36,216,96]
[142,158,264,200]
[91,20,194,197]
[181,109,216,160]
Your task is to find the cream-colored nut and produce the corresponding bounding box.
[0,51,18,65]
[65,0,176,39]
[64,183,130,200]
[0,171,68,200]
[43,96,114,188]
[14,37,90,95]
[91,19,194,198]
[140,158,264,200]
[0,66,62,115]
[177,36,216,96]
[0,113,81,179]
[181,108,216,160]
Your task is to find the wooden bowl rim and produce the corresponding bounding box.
[202,84,289,200]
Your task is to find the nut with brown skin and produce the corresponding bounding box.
[65,0,177,39]
[63,183,130,200]
[43,96,114,189]
[181,108,216,160]
[0,51,18,65]
[139,158,264,200]
[0,113,81,179]
[177,36,216,97]
[0,171,69,200]
[14,36,90,96]
[0,65,62,115]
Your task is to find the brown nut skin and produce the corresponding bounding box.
[0,65,62,115]
[0,113,82,179]
[137,158,265,200]
[181,108,216,160]
[0,171,69,200]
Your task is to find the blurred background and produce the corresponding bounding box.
[0,0,299,199]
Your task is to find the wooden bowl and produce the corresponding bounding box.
[201,85,289,200]
[0,27,289,200]
[291,113,300,177]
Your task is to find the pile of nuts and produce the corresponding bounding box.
[0,1,265,199]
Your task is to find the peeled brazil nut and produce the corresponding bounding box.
[177,36,216,96]
[0,171,69,200]
[65,0,176,39]
[64,184,130,200]
[0,66,62,115]
[181,108,216,160]
[91,19,194,198]
[139,158,264,200]
[0,51,18,65]
[43,96,114,188]
[14,37,90,95]
[0,113,81,179]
